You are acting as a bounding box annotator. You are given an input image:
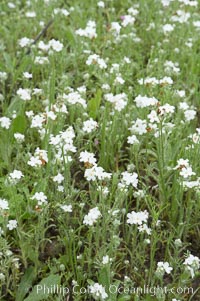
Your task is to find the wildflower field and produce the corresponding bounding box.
[0,0,200,300]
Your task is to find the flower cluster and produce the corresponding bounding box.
[83,207,101,226]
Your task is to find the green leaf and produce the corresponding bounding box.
[99,266,110,288]
[24,274,61,301]
[118,295,131,301]
[12,115,27,134]
[27,248,39,264]
[16,266,36,301]
[88,89,102,119]
[108,280,120,301]
[6,97,24,115]
[66,29,76,46]
[59,254,69,265]
[3,53,15,72]
[140,295,155,301]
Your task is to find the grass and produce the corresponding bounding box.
[0,0,200,300]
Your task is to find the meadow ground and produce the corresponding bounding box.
[0,0,200,300]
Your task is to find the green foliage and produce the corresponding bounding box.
[16,267,36,301]
[0,0,199,300]
[24,274,61,301]
[88,89,102,119]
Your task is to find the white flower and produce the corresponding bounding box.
[0,273,5,281]
[86,54,107,69]
[121,171,138,188]
[27,156,43,167]
[9,170,23,179]
[83,118,98,133]
[161,0,173,6]
[179,102,189,110]
[105,93,127,111]
[179,166,196,178]
[192,133,199,144]
[84,167,96,181]
[176,90,185,98]
[95,167,111,180]
[7,220,17,230]
[183,254,200,278]
[163,24,175,34]
[171,10,190,23]
[8,2,16,9]
[9,170,24,183]
[14,133,25,142]
[133,189,145,198]
[110,22,121,35]
[46,110,57,121]
[79,151,97,165]
[159,76,173,85]
[49,39,63,52]
[127,135,139,145]
[53,8,70,16]
[184,109,196,121]
[156,261,173,275]
[138,77,159,86]
[174,239,182,247]
[31,192,48,205]
[83,207,101,226]
[0,227,4,236]
[53,173,64,184]
[34,56,49,64]
[18,37,33,47]
[25,11,36,18]
[56,185,64,192]
[183,254,200,269]
[0,117,11,129]
[17,88,31,100]
[27,148,48,167]
[159,104,175,115]
[5,250,13,256]
[193,20,200,28]
[0,198,9,210]
[127,210,149,225]
[26,111,34,118]
[102,84,110,91]
[148,110,159,123]
[129,119,147,135]
[23,72,32,79]
[183,179,200,189]
[97,186,109,197]
[102,255,110,264]
[110,64,120,74]
[60,204,72,212]
[174,159,195,179]
[97,1,105,8]
[84,165,111,182]
[121,15,135,27]
[174,158,190,169]
[30,114,45,129]
[49,127,76,162]
[38,41,50,51]
[164,60,180,74]
[88,283,108,300]
[76,20,97,39]
[0,71,7,81]
[134,95,158,108]
[138,223,152,235]
[63,91,87,108]
[114,74,125,85]
[124,56,131,63]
